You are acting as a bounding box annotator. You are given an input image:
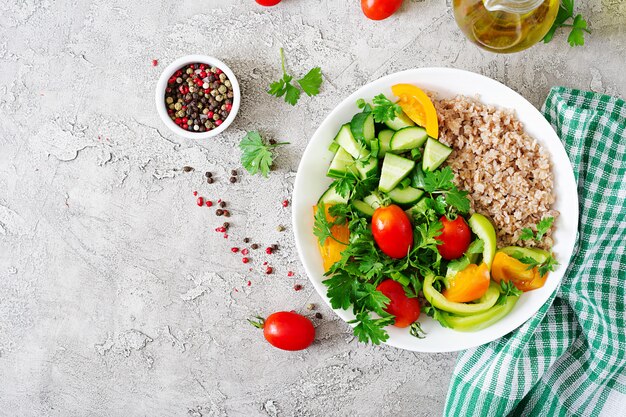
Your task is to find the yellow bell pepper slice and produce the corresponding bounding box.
[391,84,439,139]
[313,205,350,272]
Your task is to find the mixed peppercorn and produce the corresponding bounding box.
[165,63,234,133]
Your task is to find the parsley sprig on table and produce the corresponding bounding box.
[543,0,590,47]
[268,48,323,106]
[239,131,289,177]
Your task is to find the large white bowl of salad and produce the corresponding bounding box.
[292,68,578,352]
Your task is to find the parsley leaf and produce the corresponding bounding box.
[445,186,470,214]
[331,177,356,199]
[313,201,349,246]
[297,67,323,97]
[538,256,559,276]
[356,283,390,316]
[268,48,322,106]
[508,250,560,277]
[349,311,394,345]
[424,306,451,328]
[543,0,590,47]
[371,94,402,123]
[239,131,289,177]
[323,271,357,310]
[536,217,555,240]
[496,280,523,305]
[422,168,471,215]
[423,166,455,192]
[520,228,535,241]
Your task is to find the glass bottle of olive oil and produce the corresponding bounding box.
[453,0,560,53]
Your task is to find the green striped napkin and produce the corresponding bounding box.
[444,87,626,417]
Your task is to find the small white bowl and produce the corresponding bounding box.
[155,54,241,139]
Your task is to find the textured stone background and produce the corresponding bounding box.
[0,1,624,416]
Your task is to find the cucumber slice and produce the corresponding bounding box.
[317,184,348,205]
[384,109,415,131]
[378,153,415,193]
[422,137,453,171]
[370,138,380,158]
[388,186,424,206]
[364,191,384,210]
[378,130,394,158]
[356,155,379,180]
[327,147,359,179]
[390,126,428,152]
[328,141,340,154]
[468,213,497,268]
[499,246,551,263]
[353,200,375,217]
[350,112,376,143]
[334,124,369,159]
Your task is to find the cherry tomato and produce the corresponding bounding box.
[361,0,404,21]
[255,311,315,351]
[376,279,420,327]
[436,215,471,260]
[255,0,282,6]
[372,205,413,259]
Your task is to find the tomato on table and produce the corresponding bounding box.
[250,311,315,351]
[436,215,471,260]
[376,279,420,327]
[255,0,282,6]
[361,0,404,21]
[372,204,413,259]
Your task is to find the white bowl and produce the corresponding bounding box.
[292,67,579,352]
[155,55,241,139]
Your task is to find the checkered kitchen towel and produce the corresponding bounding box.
[444,87,626,417]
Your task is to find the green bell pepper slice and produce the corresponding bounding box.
[423,274,500,316]
[440,295,520,332]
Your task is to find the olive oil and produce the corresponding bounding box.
[453,0,560,53]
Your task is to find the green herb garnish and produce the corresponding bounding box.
[543,0,590,47]
[239,131,289,177]
[371,94,402,123]
[268,48,322,105]
[520,217,555,242]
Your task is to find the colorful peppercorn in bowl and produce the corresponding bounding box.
[155,55,240,139]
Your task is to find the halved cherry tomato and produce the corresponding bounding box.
[252,311,315,351]
[443,262,490,302]
[436,216,471,260]
[376,279,420,327]
[313,205,350,271]
[361,0,403,21]
[372,205,413,259]
[255,0,281,6]
[491,252,548,292]
[391,84,439,138]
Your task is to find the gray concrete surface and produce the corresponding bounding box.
[0,0,624,416]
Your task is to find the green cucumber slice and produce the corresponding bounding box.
[327,147,359,179]
[317,184,348,205]
[356,156,379,180]
[352,200,375,217]
[350,112,376,143]
[378,130,394,158]
[422,138,453,171]
[390,126,428,152]
[468,213,497,268]
[334,124,369,159]
[364,191,384,210]
[388,186,424,206]
[384,109,415,131]
[328,141,340,154]
[378,153,415,193]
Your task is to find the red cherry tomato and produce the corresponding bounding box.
[256,0,282,6]
[361,0,404,20]
[259,311,315,351]
[436,215,471,260]
[372,205,414,258]
[376,279,420,327]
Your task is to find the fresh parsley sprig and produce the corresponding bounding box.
[313,202,349,246]
[239,131,289,177]
[422,167,471,215]
[543,0,590,47]
[268,48,323,106]
[356,94,401,123]
[520,217,555,242]
[496,280,523,306]
[511,252,560,277]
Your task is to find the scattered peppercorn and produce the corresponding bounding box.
[251,243,259,250]
[223,222,230,228]
[241,248,249,255]
[229,177,237,183]
[196,197,204,206]
[223,210,230,217]
[152,59,159,67]
[243,237,250,243]
[265,247,273,254]
[242,257,250,264]
[219,201,226,208]
[231,169,237,176]
[269,139,277,145]
[206,200,213,207]
[265,267,273,274]
[315,312,323,319]
[271,244,278,251]
[182,166,194,172]
[216,209,224,216]
[294,284,303,291]
[193,191,198,196]
[231,247,239,253]
[205,171,212,178]
[276,225,285,232]
[164,63,234,133]
[207,177,214,184]
[247,281,251,286]
[287,271,294,277]
[282,200,289,207]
